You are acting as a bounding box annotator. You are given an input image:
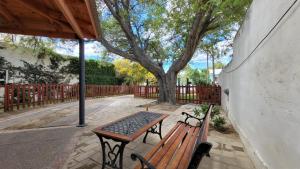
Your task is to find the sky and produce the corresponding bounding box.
[54,41,232,71]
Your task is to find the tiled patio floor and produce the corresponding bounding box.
[62,97,256,169]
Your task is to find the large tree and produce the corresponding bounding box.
[96,0,251,104]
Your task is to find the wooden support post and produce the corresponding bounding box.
[78,39,86,127]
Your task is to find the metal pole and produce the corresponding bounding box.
[78,39,85,127]
[5,70,8,84]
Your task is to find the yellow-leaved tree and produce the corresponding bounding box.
[113,59,156,85]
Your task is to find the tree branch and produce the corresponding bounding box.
[168,8,213,74]
[101,0,165,76]
[103,0,136,45]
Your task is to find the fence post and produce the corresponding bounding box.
[22,84,25,109]
[4,84,8,112]
[17,84,20,110]
[146,79,149,98]
[11,83,14,111]
[61,84,64,102]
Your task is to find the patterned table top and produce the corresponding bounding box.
[93,111,168,142]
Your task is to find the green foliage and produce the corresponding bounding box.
[0,56,16,80]
[211,106,221,118]
[16,61,64,83]
[100,0,252,64]
[193,106,204,118]
[214,61,225,69]
[85,74,120,85]
[1,39,120,85]
[113,59,156,85]
[193,103,210,117]
[200,103,210,113]
[191,69,211,85]
[179,65,211,85]
[212,115,226,131]
[65,58,121,85]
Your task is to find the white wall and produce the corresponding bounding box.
[0,42,78,84]
[218,0,300,169]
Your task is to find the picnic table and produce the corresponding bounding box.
[93,111,169,169]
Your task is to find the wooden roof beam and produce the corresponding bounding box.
[55,0,85,39]
[85,0,100,38]
[4,19,74,33]
[18,0,72,32]
[0,27,78,39]
[0,4,20,25]
[18,0,57,24]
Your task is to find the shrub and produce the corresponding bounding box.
[212,115,226,131]
[211,106,221,118]
[200,103,209,113]
[193,103,210,118]
[193,106,204,117]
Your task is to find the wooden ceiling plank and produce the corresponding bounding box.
[0,4,19,24]
[18,0,55,23]
[85,0,99,38]
[18,0,73,32]
[0,27,78,39]
[4,19,74,33]
[55,0,85,39]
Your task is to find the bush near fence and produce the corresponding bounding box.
[0,84,134,112]
[134,85,221,105]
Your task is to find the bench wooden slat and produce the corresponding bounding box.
[180,105,213,169]
[156,126,196,169]
[176,127,201,169]
[133,104,214,169]
[167,127,200,169]
[149,125,190,166]
[134,123,184,169]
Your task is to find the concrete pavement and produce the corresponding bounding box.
[0,95,145,169]
[0,95,256,169]
[0,126,78,169]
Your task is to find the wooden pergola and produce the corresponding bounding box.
[0,0,101,126]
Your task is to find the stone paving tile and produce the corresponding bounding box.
[62,97,256,169]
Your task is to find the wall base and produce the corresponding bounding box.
[228,113,269,169]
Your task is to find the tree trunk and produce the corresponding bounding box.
[156,71,177,104]
[212,56,215,83]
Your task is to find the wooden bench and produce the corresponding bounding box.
[131,104,214,169]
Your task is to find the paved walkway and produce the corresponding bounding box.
[0,95,148,169]
[0,95,256,169]
[62,99,256,169]
[0,126,78,169]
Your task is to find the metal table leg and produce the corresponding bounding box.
[143,120,163,143]
[97,136,129,169]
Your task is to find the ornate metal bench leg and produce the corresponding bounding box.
[98,136,129,169]
[143,120,163,143]
[143,130,149,143]
[158,120,162,140]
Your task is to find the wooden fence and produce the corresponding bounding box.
[0,84,134,112]
[134,85,221,105]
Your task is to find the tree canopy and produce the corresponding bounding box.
[97,0,251,103]
[98,0,250,70]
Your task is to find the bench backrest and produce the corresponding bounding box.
[188,104,213,169]
[198,104,213,144]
